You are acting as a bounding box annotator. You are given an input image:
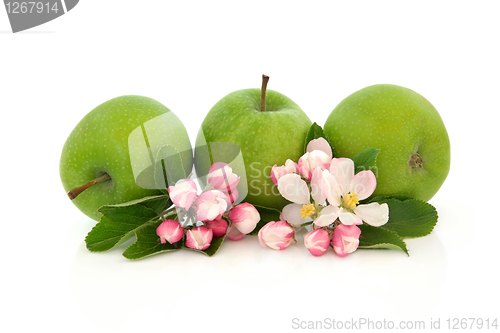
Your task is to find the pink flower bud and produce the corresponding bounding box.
[185,226,213,251]
[270,165,286,186]
[226,223,245,241]
[222,188,239,208]
[332,224,361,257]
[304,228,331,256]
[258,221,295,250]
[205,218,228,238]
[167,179,198,210]
[194,190,228,222]
[228,202,260,235]
[156,219,184,244]
[298,150,331,181]
[208,162,240,192]
[270,159,299,185]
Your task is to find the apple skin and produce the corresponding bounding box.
[324,84,450,201]
[195,88,311,210]
[60,95,192,221]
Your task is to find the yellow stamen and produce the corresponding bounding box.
[343,192,359,209]
[299,204,315,219]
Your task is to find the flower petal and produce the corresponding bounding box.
[185,226,213,250]
[167,179,198,210]
[229,202,260,234]
[298,150,331,181]
[176,179,198,192]
[313,205,339,227]
[338,208,362,225]
[156,219,184,244]
[329,158,354,196]
[226,223,245,241]
[353,202,389,226]
[306,138,333,159]
[280,203,307,229]
[321,170,342,206]
[349,170,377,200]
[258,222,273,248]
[258,221,295,250]
[271,165,286,186]
[310,167,326,204]
[208,162,240,192]
[194,190,227,221]
[284,159,299,173]
[332,224,361,256]
[277,173,311,205]
[205,218,228,238]
[304,228,331,256]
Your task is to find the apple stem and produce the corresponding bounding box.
[67,173,111,200]
[261,74,269,112]
[408,153,424,169]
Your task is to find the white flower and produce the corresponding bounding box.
[320,158,388,226]
[277,168,338,229]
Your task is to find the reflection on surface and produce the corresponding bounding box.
[70,230,446,332]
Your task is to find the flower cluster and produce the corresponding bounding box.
[156,163,260,250]
[259,138,389,257]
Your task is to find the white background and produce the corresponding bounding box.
[1,1,499,332]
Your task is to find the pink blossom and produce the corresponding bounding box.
[226,223,245,241]
[205,218,228,238]
[194,190,228,222]
[298,150,331,181]
[270,159,299,185]
[185,226,213,251]
[258,221,295,250]
[321,158,388,226]
[306,137,333,160]
[228,202,260,235]
[167,179,198,210]
[222,188,239,208]
[156,219,184,244]
[208,162,240,192]
[278,170,337,229]
[332,224,361,257]
[304,228,331,256]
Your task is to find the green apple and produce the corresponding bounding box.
[60,95,192,221]
[194,76,311,210]
[324,84,450,201]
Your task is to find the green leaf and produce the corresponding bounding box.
[123,219,180,260]
[371,197,438,238]
[370,194,413,202]
[85,195,171,252]
[248,205,282,236]
[304,122,325,153]
[358,224,409,255]
[98,194,172,216]
[185,235,226,257]
[351,147,380,176]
